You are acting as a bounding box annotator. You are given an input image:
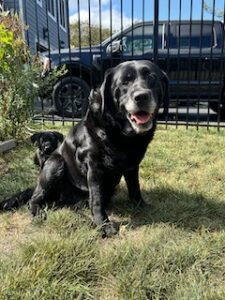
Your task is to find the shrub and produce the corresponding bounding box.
[0,10,38,140]
[0,8,66,140]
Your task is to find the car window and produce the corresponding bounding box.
[169,24,214,49]
[121,25,163,56]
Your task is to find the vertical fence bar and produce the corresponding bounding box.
[131,0,134,58]
[34,2,40,54]
[88,0,93,89]
[34,0,45,125]
[175,0,182,129]
[186,0,193,129]
[217,0,225,130]
[196,0,204,131]
[99,0,103,83]
[207,0,216,130]
[44,0,55,125]
[65,0,75,125]
[77,0,82,119]
[142,0,145,57]
[110,0,113,68]
[23,0,29,49]
[165,0,171,128]
[120,0,124,62]
[55,0,64,124]
[153,0,159,63]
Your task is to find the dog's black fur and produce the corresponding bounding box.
[0,131,64,211]
[27,60,168,237]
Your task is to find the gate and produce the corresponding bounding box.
[2,0,225,129]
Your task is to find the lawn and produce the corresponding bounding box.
[1,124,225,300]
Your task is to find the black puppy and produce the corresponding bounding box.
[0,131,64,210]
[31,131,64,168]
[28,60,169,237]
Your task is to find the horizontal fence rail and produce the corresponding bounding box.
[2,0,225,129]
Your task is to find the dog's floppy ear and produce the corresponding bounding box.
[31,132,42,145]
[100,68,113,114]
[53,131,64,143]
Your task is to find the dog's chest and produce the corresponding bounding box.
[96,130,150,171]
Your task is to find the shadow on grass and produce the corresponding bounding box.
[111,186,225,232]
[1,185,225,233]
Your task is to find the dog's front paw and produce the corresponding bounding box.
[130,196,147,208]
[29,202,41,217]
[29,203,47,220]
[101,221,119,238]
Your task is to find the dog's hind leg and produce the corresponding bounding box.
[29,153,65,217]
[0,188,34,211]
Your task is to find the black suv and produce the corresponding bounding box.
[41,20,225,118]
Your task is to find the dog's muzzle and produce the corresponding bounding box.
[129,111,154,125]
[123,89,157,133]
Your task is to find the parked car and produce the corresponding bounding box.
[40,20,225,118]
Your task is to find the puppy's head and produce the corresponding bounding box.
[100,60,169,135]
[31,131,64,155]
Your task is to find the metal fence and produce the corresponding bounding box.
[3,0,225,129]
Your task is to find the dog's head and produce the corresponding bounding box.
[98,60,169,135]
[31,131,64,155]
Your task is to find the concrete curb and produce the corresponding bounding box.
[0,140,17,154]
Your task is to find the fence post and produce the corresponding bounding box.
[153,0,159,63]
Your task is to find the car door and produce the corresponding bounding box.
[165,21,224,101]
[164,22,200,100]
[195,22,224,100]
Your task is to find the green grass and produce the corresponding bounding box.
[1,125,225,299]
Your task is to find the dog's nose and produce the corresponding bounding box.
[44,145,52,151]
[134,92,149,103]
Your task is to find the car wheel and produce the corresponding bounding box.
[52,76,90,118]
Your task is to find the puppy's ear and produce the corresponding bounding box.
[31,133,42,145]
[88,89,102,113]
[53,132,64,143]
[100,68,113,114]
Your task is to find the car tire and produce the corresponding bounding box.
[52,76,90,118]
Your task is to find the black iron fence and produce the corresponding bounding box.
[3,0,225,129]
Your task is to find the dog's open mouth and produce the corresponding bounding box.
[129,111,153,125]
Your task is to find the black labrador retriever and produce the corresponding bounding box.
[0,131,64,210]
[1,60,168,235]
[28,60,169,237]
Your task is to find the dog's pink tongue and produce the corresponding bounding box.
[131,113,151,125]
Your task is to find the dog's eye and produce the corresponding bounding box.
[122,73,135,85]
[142,69,151,78]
